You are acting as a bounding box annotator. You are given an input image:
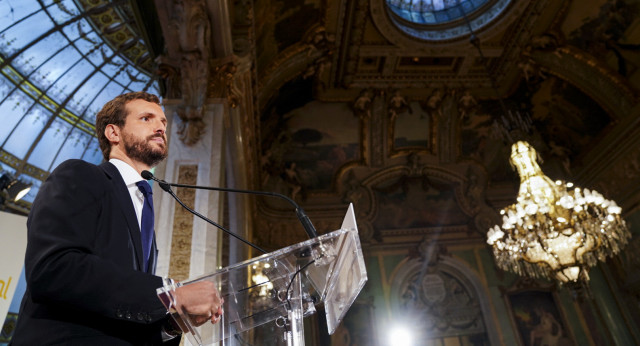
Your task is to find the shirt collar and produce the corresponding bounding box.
[109,158,143,186]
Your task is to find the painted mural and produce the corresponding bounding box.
[507,290,573,346]
[373,177,468,229]
[393,100,431,150]
[261,98,360,197]
[255,0,323,73]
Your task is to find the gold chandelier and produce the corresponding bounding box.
[487,141,631,286]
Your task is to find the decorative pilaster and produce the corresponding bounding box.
[154,0,211,146]
[168,164,198,281]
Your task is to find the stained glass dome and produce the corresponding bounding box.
[385,0,513,41]
[0,0,159,211]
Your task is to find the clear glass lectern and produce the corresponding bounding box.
[157,204,367,345]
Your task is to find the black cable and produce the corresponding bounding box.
[162,183,268,254]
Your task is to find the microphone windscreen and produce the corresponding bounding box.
[141,170,154,180]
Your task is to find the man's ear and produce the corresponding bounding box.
[104,124,121,145]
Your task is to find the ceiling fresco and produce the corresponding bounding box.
[239,0,639,250]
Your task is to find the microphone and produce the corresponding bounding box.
[141,170,268,254]
[142,170,318,239]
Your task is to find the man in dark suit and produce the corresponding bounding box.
[11,92,222,345]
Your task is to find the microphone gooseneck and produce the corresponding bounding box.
[142,170,267,254]
[142,170,319,239]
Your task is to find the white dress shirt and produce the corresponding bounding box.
[109,158,146,230]
[109,159,177,340]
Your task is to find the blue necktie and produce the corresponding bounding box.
[136,181,154,272]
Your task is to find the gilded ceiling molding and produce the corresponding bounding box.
[256,27,335,111]
[207,58,241,108]
[0,150,49,181]
[343,157,497,239]
[340,0,368,88]
[529,46,635,119]
[230,0,254,57]
[76,0,155,73]
[253,155,496,246]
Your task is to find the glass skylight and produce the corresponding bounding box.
[386,0,490,25]
[385,0,512,41]
[0,0,159,206]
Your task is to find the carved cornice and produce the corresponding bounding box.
[207,57,241,108]
[154,0,211,146]
[256,32,333,111]
[530,46,636,119]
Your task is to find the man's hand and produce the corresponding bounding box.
[174,281,224,326]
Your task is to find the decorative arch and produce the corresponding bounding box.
[389,244,500,345]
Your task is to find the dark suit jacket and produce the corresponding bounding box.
[12,160,174,345]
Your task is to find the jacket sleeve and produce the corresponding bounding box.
[25,160,168,324]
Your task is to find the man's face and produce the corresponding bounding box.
[120,99,168,167]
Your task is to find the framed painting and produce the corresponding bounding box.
[503,280,574,346]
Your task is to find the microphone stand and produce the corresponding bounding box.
[143,171,268,254]
[143,171,319,239]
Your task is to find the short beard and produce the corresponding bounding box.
[123,132,168,167]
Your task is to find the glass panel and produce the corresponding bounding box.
[45,0,81,25]
[81,81,124,124]
[127,70,151,92]
[0,163,16,176]
[386,0,490,25]
[32,45,83,91]
[81,138,103,165]
[102,55,127,82]
[61,15,92,41]
[78,32,111,66]
[433,0,445,11]
[0,87,27,144]
[0,0,160,190]
[0,74,13,98]
[0,10,54,57]
[13,31,67,77]
[0,2,41,34]
[49,128,92,170]
[50,58,95,102]
[27,116,73,169]
[67,71,110,115]
[147,84,160,96]
[3,103,49,159]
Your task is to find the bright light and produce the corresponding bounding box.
[388,326,413,346]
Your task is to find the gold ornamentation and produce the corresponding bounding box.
[169,164,198,281]
[208,60,241,108]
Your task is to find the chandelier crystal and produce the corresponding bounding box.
[487,141,631,285]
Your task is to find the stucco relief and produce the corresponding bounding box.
[389,241,489,342]
[163,0,211,146]
[169,164,198,281]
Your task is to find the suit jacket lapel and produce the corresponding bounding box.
[100,162,145,272]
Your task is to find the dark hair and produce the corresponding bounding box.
[95,91,160,161]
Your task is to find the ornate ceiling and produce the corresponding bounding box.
[208,0,640,252]
[4,0,639,255]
